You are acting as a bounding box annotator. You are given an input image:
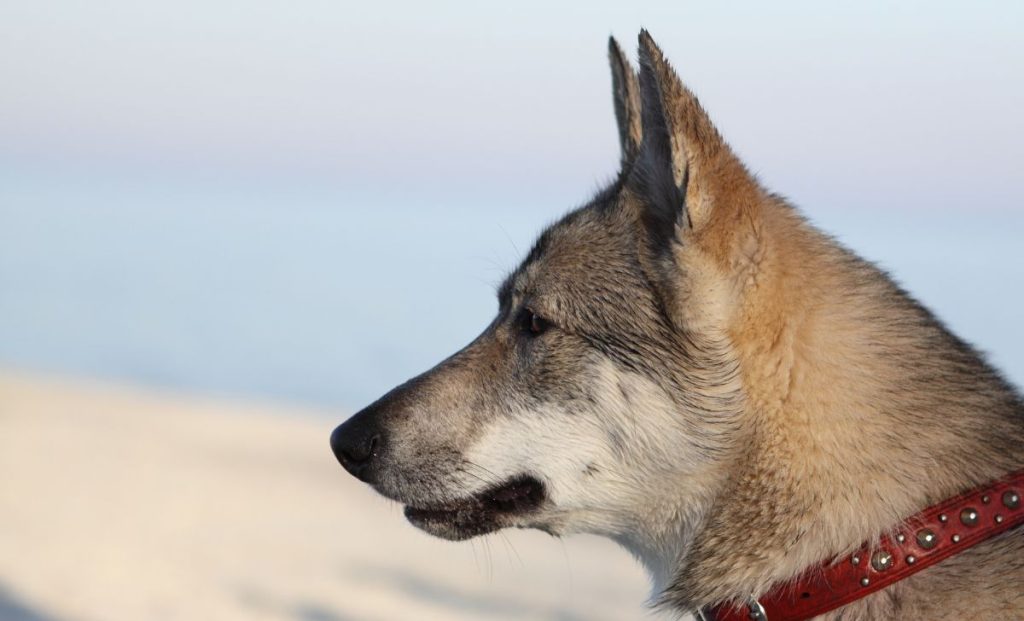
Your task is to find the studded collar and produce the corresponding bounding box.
[698,469,1024,621]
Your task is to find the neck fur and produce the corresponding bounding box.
[655,201,1024,611]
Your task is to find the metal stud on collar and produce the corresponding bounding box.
[960,507,979,526]
[916,528,937,549]
[871,550,894,572]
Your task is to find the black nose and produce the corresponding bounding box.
[330,413,385,483]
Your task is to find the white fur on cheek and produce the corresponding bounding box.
[464,402,606,522]
[463,362,706,539]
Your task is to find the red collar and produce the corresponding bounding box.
[700,470,1024,621]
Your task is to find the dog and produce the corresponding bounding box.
[331,31,1024,619]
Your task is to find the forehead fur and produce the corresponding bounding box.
[500,182,639,305]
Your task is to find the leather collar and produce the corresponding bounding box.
[699,469,1024,621]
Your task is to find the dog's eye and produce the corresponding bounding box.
[518,308,551,336]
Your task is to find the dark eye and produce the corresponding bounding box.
[518,308,551,336]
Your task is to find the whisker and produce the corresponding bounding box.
[499,531,524,570]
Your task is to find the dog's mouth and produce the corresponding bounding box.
[403,475,546,541]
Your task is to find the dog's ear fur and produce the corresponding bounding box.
[608,36,642,167]
[631,30,738,255]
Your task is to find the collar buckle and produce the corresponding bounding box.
[747,598,767,620]
[696,597,766,621]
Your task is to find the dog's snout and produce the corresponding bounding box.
[331,413,385,483]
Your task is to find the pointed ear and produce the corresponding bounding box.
[608,36,642,167]
[631,30,733,252]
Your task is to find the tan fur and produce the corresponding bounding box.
[629,32,1024,619]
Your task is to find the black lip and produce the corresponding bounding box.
[403,475,546,541]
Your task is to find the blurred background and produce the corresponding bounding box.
[1,1,1021,620]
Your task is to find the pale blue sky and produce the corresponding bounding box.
[4,1,1023,201]
[1,2,1022,409]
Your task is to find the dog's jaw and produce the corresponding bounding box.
[402,475,546,541]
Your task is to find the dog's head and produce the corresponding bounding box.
[332,32,763,560]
